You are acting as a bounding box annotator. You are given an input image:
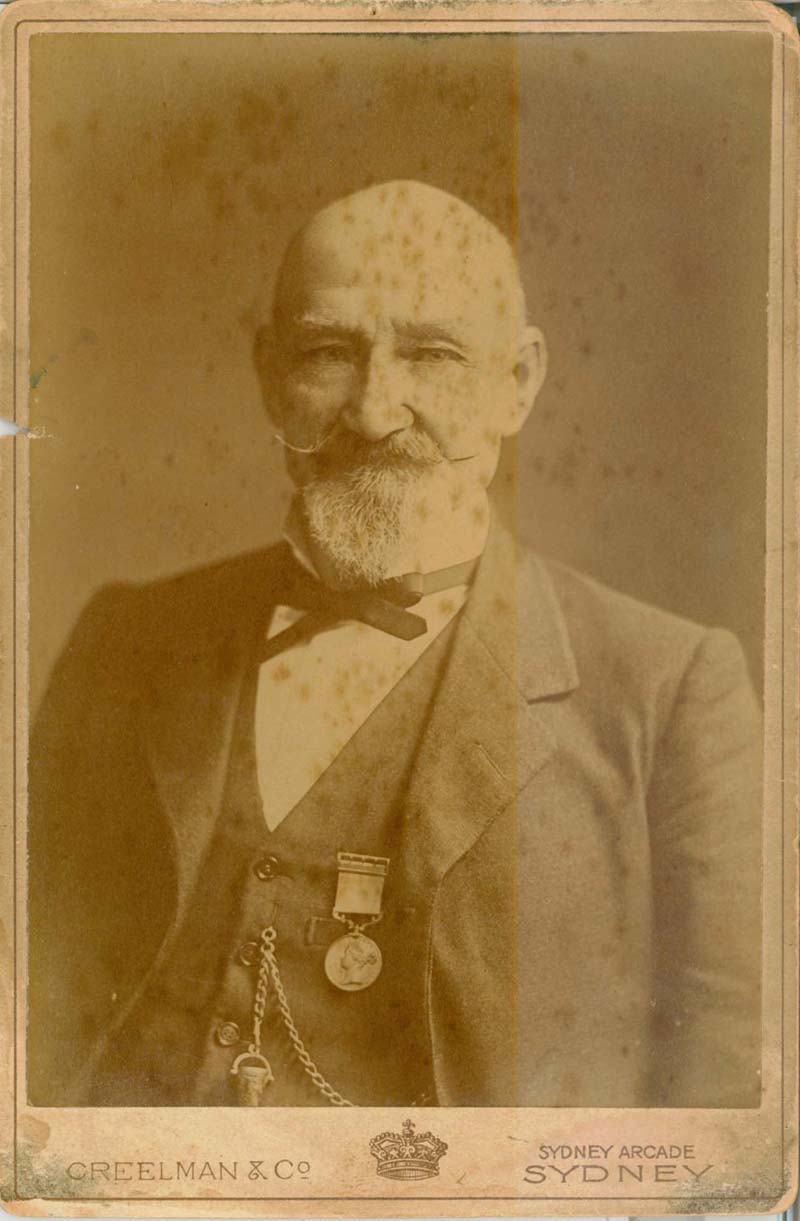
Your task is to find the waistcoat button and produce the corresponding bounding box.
[215,1021,241,1047]
[253,854,280,881]
[237,941,259,966]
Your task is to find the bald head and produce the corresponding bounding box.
[273,179,526,343]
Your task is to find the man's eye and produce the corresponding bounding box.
[408,346,464,365]
[300,344,353,364]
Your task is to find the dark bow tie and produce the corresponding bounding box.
[260,552,479,662]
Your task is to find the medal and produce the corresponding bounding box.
[325,852,389,992]
[324,931,383,991]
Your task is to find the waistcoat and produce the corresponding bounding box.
[88,615,461,1106]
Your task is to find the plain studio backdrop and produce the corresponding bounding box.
[27,29,771,711]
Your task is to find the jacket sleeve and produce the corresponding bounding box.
[27,585,144,1103]
[646,627,762,1107]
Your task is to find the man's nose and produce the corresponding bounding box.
[340,349,414,441]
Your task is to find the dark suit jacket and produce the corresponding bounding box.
[28,524,762,1107]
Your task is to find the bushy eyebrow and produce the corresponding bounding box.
[394,320,469,346]
[287,314,471,347]
[288,314,361,337]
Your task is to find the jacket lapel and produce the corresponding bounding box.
[66,552,282,1096]
[401,519,579,897]
[139,552,282,933]
[399,519,580,1104]
[141,638,251,929]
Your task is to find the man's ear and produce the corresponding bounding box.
[501,325,548,437]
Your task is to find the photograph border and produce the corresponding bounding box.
[0,1,796,1214]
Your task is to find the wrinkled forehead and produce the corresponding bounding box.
[274,191,524,340]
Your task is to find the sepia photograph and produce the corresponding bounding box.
[1,0,797,1214]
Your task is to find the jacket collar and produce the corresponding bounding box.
[465,513,579,704]
[398,514,580,902]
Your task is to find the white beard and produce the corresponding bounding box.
[301,464,442,587]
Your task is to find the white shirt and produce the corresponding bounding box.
[254,586,468,831]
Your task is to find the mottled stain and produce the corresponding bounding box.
[18,1115,50,1150]
[49,122,71,152]
[160,112,217,187]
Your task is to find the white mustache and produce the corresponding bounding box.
[274,423,478,463]
[273,421,338,455]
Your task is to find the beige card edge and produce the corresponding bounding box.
[0,0,796,1216]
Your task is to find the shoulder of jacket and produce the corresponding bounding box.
[141,542,282,596]
[533,553,713,680]
[70,544,286,669]
[97,543,283,612]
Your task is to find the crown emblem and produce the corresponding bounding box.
[369,1119,448,1181]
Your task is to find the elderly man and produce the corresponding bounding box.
[28,180,761,1109]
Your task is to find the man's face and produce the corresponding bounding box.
[259,184,544,585]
